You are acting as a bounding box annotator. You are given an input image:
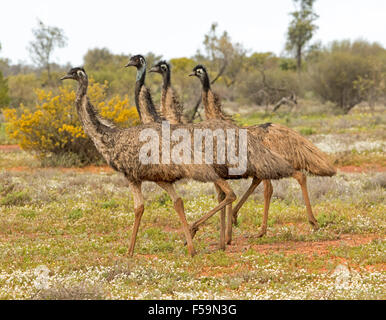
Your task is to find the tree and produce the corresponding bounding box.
[7,73,40,107]
[28,19,67,83]
[0,43,10,108]
[309,40,386,113]
[189,23,246,121]
[286,0,319,73]
[3,79,139,165]
[237,53,299,111]
[0,72,10,109]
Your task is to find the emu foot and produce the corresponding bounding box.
[310,219,320,230]
[183,225,199,246]
[256,228,267,238]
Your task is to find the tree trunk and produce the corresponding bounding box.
[188,97,203,123]
[296,45,302,74]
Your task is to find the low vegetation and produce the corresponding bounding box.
[3,79,139,165]
[0,145,384,299]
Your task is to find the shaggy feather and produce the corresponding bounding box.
[192,66,336,177]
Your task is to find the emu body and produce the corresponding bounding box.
[61,66,293,256]
[190,64,336,238]
[151,61,296,245]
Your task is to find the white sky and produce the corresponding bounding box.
[1,0,386,66]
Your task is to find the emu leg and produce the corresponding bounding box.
[189,179,236,242]
[214,184,226,251]
[156,182,196,256]
[256,180,273,238]
[232,177,262,225]
[226,203,233,245]
[292,171,319,229]
[128,181,144,257]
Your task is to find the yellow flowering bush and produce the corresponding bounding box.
[3,79,139,165]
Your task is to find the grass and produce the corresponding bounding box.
[0,166,384,299]
[0,107,384,300]
[0,122,14,145]
[235,105,386,137]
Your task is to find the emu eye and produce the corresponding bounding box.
[161,64,167,71]
[77,70,85,77]
[140,57,145,65]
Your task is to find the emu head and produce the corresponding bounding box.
[125,55,146,69]
[60,67,87,82]
[149,60,170,74]
[189,65,207,79]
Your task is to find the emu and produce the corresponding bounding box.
[189,64,336,238]
[127,55,232,249]
[149,60,296,246]
[60,67,293,257]
[149,60,187,124]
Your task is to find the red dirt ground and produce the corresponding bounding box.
[192,233,385,276]
[0,145,20,152]
[225,233,382,256]
[339,164,386,173]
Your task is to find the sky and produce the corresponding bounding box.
[1,0,386,66]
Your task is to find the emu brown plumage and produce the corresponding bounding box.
[139,57,294,245]
[149,61,187,124]
[61,67,294,256]
[190,64,336,238]
[151,62,296,245]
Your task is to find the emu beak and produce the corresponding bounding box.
[125,61,135,68]
[148,66,158,73]
[189,73,195,77]
[60,74,72,80]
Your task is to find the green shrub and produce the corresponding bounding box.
[1,191,31,206]
[68,209,83,220]
[3,79,139,166]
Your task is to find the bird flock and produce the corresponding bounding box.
[60,54,336,257]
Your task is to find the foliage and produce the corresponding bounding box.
[1,21,385,124]
[0,71,10,109]
[199,23,246,87]
[286,0,319,71]
[190,23,246,120]
[309,40,386,113]
[3,79,139,165]
[28,19,67,82]
[7,73,40,108]
[236,54,300,107]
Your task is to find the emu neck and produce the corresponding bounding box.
[200,78,230,122]
[160,71,170,114]
[201,74,211,93]
[134,64,146,119]
[134,65,161,124]
[200,76,218,119]
[162,70,171,91]
[160,74,183,125]
[75,78,114,155]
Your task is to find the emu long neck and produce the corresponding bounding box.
[200,74,227,121]
[162,70,171,91]
[75,78,114,155]
[160,70,177,122]
[134,64,161,124]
